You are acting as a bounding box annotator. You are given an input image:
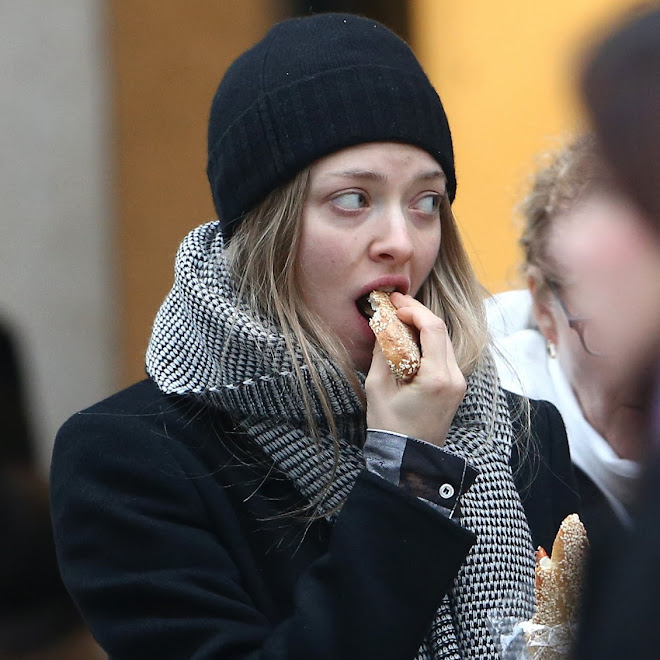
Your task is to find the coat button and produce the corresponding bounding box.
[439,483,455,499]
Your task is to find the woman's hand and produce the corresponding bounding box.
[365,293,466,447]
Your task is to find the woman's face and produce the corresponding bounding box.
[535,191,660,401]
[296,142,445,372]
[556,192,660,393]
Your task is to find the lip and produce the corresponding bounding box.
[354,276,411,301]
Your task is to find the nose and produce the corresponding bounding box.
[369,206,415,264]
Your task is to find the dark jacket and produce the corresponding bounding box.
[50,378,579,660]
[573,465,626,549]
[575,449,660,660]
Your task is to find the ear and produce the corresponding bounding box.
[528,275,559,345]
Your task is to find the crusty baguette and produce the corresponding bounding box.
[532,513,589,627]
[526,514,589,659]
[368,290,420,381]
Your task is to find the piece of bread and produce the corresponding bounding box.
[525,514,589,659]
[368,290,421,381]
[532,513,590,627]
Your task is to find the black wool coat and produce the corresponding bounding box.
[50,378,579,660]
[575,448,660,660]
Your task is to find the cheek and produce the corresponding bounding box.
[300,240,343,277]
[556,327,586,374]
[428,235,441,265]
[297,235,347,304]
[580,236,660,356]
[416,229,441,280]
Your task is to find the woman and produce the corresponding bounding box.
[50,13,578,660]
[487,135,642,542]
[571,9,660,659]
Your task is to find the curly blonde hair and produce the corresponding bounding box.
[519,134,612,290]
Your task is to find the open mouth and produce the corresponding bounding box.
[357,294,374,320]
[356,287,397,320]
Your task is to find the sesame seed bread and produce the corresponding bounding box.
[368,290,421,381]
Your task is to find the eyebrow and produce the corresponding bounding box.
[327,169,446,183]
[418,170,446,182]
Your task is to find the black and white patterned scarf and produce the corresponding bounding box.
[147,221,536,659]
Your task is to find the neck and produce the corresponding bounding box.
[574,385,646,461]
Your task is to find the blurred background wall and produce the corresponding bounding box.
[0,0,650,474]
[1,1,114,475]
[411,0,648,293]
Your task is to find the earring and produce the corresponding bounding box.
[547,341,557,359]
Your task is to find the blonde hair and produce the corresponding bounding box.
[225,167,490,443]
[519,134,611,290]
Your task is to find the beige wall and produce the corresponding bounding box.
[109,0,286,386]
[410,0,647,293]
[0,1,114,474]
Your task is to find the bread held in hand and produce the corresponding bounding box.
[367,291,421,381]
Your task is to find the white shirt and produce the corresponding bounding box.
[486,289,640,527]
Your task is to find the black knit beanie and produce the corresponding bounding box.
[207,12,455,240]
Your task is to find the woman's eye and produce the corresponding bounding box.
[413,193,440,214]
[332,191,367,211]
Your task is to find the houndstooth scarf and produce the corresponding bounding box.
[147,221,536,660]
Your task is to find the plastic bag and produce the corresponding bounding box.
[488,610,576,660]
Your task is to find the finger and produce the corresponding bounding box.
[389,292,422,311]
[388,293,457,380]
[366,338,399,391]
[390,294,441,335]
[394,303,450,370]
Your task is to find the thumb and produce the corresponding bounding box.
[369,340,390,377]
[366,340,397,390]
